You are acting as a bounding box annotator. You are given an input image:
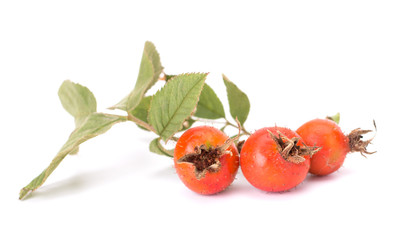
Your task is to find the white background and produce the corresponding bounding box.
[1,0,399,239]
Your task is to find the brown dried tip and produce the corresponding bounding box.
[268,130,321,164]
[177,145,223,179]
[348,128,376,157]
[176,133,239,180]
[178,120,241,179]
[236,140,245,154]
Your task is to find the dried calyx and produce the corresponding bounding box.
[236,140,245,154]
[348,129,376,156]
[268,130,320,164]
[177,145,223,179]
[178,119,241,180]
[177,135,238,180]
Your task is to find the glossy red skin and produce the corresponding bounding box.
[240,127,310,192]
[297,119,350,176]
[173,126,239,195]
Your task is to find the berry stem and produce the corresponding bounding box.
[225,119,251,136]
[191,117,251,136]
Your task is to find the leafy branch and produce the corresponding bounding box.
[19,41,252,200]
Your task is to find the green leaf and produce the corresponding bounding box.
[149,138,174,157]
[58,80,97,127]
[148,73,208,141]
[195,83,225,119]
[327,113,340,124]
[110,95,129,111]
[110,41,163,111]
[222,74,250,125]
[58,80,98,154]
[129,96,152,131]
[19,113,126,200]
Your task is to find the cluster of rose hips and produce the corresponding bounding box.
[18,42,376,200]
[173,117,374,195]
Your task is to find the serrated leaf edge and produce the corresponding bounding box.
[148,72,208,142]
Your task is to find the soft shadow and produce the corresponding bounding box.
[213,180,251,198]
[151,165,176,181]
[306,167,352,184]
[306,173,340,183]
[28,158,139,200]
[28,173,95,200]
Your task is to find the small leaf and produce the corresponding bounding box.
[19,113,126,200]
[222,74,250,125]
[110,41,163,111]
[129,96,152,131]
[149,138,174,157]
[195,83,225,119]
[58,80,97,154]
[148,73,208,141]
[327,113,340,124]
[58,80,97,126]
[110,95,129,111]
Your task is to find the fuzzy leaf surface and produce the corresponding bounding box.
[195,83,225,119]
[130,96,152,131]
[19,113,126,200]
[148,73,207,141]
[111,41,163,111]
[223,74,250,125]
[58,80,97,126]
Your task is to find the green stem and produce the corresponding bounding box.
[191,117,251,136]
[171,136,179,142]
[225,119,251,136]
[127,113,157,133]
[156,138,174,157]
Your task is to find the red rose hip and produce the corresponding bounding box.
[173,126,239,195]
[240,127,318,192]
[297,118,374,176]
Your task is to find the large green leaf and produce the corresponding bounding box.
[19,113,126,200]
[111,41,163,112]
[148,73,208,141]
[222,74,250,125]
[58,80,97,127]
[195,83,225,119]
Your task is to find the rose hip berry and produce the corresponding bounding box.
[240,127,319,192]
[173,126,239,195]
[296,118,375,176]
